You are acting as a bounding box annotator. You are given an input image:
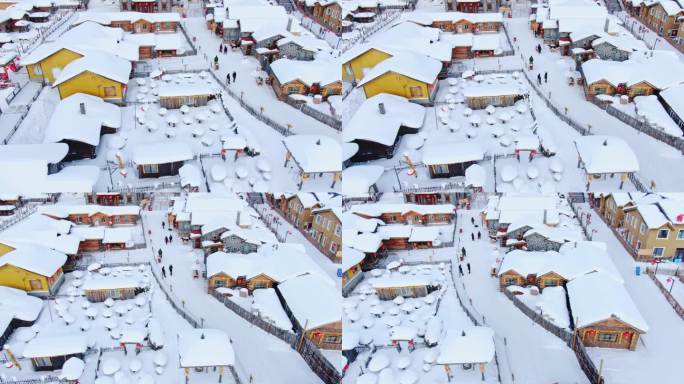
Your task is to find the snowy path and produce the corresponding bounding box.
[179,17,340,139]
[142,211,324,384]
[579,203,684,384]
[254,203,341,287]
[454,209,589,384]
[505,17,684,190]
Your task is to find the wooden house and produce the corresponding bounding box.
[70,227,105,252]
[310,207,342,262]
[53,53,131,103]
[0,286,43,348]
[283,193,321,230]
[277,274,341,349]
[22,335,87,371]
[356,52,441,104]
[0,243,66,296]
[351,203,456,225]
[342,246,365,296]
[269,58,341,101]
[178,329,235,379]
[158,84,215,108]
[82,277,146,302]
[463,84,526,109]
[21,45,85,84]
[206,253,277,293]
[132,141,194,178]
[341,45,393,82]
[423,141,484,178]
[453,0,480,12]
[567,273,647,350]
[311,0,342,34]
[640,1,683,39]
[344,93,425,162]
[0,205,16,216]
[40,204,139,226]
[282,135,342,190]
[621,200,684,261]
[371,276,431,300]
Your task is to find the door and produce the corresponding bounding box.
[675,248,684,261]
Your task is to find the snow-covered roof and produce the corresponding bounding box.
[74,11,180,25]
[158,83,216,98]
[179,329,235,367]
[581,52,684,90]
[351,203,455,217]
[132,141,194,165]
[574,135,639,174]
[400,11,503,25]
[252,288,293,330]
[23,334,87,358]
[408,226,442,242]
[463,84,527,98]
[0,242,66,276]
[82,276,142,290]
[357,51,441,87]
[207,246,327,283]
[44,93,121,146]
[658,0,683,15]
[633,95,682,137]
[567,272,648,332]
[103,227,132,244]
[0,143,68,164]
[422,141,484,165]
[70,226,105,240]
[53,51,131,86]
[276,34,330,53]
[219,225,278,245]
[269,58,339,87]
[278,273,341,330]
[283,135,341,173]
[498,243,623,283]
[39,204,139,218]
[471,33,501,52]
[436,327,495,365]
[344,93,425,146]
[342,165,385,195]
[179,163,202,188]
[370,276,430,289]
[660,84,684,121]
[592,34,646,53]
[342,246,365,272]
[0,286,43,334]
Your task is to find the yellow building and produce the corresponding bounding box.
[0,242,66,296]
[21,44,85,84]
[622,200,684,260]
[53,52,132,103]
[341,45,393,82]
[310,207,342,262]
[356,52,441,103]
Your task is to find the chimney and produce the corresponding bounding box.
[378,102,386,114]
[79,102,86,115]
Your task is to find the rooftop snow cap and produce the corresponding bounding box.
[378,102,385,114]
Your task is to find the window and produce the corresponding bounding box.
[397,287,414,296]
[431,164,450,174]
[214,280,225,288]
[315,215,322,224]
[114,216,120,223]
[653,247,665,257]
[253,280,268,289]
[505,277,517,286]
[544,279,557,287]
[323,335,340,343]
[657,229,669,239]
[334,224,341,237]
[678,230,684,240]
[597,333,618,342]
[142,164,159,174]
[409,86,423,98]
[330,242,338,254]
[640,222,647,235]
[103,86,117,97]
[33,65,43,75]
[287,86,300,94]
[33,357,51,367]
[29,279,43,290]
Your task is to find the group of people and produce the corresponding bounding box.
[457,216,485,276]
[157,221,174,279]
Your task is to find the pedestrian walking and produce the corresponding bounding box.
[467,263,471,274]
[161,266,166,278]
[232,71,236,82]
[164,236,168,245]
[471,232,475,241]
[537,73,542,85]
[477,231,481,240]
[169,235,173,243]
[162,221,165,229]
[226,75,231,85]
[461,246,466,257]
[158,248,163,258]
[169,264,174,276]
[219,43,223,52]
[544,72,548,83]
[458,264,464,276]
[470,217,474,224]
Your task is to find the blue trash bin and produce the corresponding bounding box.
[635,266,641,276]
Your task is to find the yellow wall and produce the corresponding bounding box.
[0,264,49,293]
[32,49,84,84]
[342,49,392,82]
[361,71,431,101]
[57,71,125,101]
[0,242,15,257]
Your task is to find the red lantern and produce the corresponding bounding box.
[622,331,631,338]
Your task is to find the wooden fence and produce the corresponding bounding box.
[645,269,684,322]
[502,289,603,384]
[1,86,43,144]
[210,290,341,384]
